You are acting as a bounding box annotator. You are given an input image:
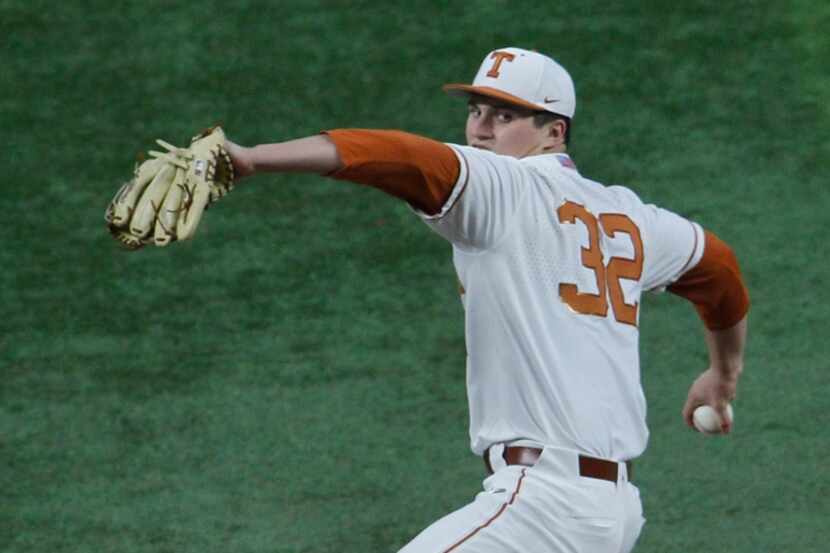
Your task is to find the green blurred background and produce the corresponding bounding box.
[2,1,828,551]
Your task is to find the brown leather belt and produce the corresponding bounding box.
[483,446,633,483]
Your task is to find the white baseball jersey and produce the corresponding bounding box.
[417,146,704,461]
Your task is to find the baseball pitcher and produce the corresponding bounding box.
[107,47,749,552]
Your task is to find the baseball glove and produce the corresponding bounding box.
[105,127,235,250]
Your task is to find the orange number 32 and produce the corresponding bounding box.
[556,201,644,326]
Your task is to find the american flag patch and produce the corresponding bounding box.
[555,154,577,170]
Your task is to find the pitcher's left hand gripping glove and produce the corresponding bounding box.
[105,127,235,250]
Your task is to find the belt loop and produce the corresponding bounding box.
[622,460,632,483]
[488,443,507,473]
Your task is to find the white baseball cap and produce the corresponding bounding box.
[443,47,576,119]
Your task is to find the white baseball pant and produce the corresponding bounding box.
[397,445,645,553]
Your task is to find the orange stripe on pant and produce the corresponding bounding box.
[444,469,528,553]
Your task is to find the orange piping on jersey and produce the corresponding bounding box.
[677,221,699,275]
[668,230,750,330]
[323,129,460,215]
[441,149,470,218]
[443,468,527,552]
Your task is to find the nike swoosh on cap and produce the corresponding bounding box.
[544,97,559,103]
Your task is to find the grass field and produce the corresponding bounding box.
[2,1,829,551]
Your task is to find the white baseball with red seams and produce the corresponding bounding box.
[693,404,734,434]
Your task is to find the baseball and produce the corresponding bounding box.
[692,404,734,434]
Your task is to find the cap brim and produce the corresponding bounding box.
[442,84,546,112]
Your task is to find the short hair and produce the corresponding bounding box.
[532,111,571,146]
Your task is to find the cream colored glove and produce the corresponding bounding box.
[105,127,235,249]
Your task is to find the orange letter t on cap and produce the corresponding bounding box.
[486,51,516,78]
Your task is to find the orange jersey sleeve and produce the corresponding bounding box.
[668,230,750,330]
[323,129,460,215]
